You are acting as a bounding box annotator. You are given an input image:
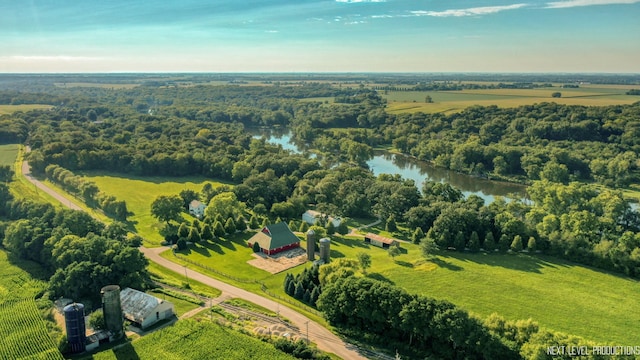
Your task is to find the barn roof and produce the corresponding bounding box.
[249,222,299,250]
[120,287,169,324]
[364,233,399,245]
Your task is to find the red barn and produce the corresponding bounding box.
[247,222,300,255]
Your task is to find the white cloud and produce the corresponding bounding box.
[411,4,528,17]
[545,0,640,8]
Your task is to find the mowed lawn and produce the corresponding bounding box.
[383,86,640,114]
[0,144,19,166]
[81,172,228,246]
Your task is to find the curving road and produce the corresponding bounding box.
[20,155,368,360]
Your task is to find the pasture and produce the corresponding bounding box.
[90,319,297,360]
[80,172,227,246]
[161,230,640,345]
[0,143,19,166]
[381,85,640,114]
[0,104,52,115]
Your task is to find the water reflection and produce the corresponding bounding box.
[249,128,527,204]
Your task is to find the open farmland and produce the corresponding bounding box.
[0,104,53,115]
[90,319,297,360]
[323,235,640,345]
[81,172,227,246]
[382,85,640,114]
[0,251,63,360]
[0,144,19,166]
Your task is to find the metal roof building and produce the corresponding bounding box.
[247,222,300,255]
[120,287,175,329]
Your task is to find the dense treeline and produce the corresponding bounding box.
[1,179,147,301]
[301,101,640,187]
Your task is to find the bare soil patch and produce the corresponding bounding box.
[247,247,308,274]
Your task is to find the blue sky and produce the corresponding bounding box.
[0,0,639,72]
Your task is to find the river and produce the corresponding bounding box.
[251,129,528,204]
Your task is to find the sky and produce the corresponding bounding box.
[0,0,639,73]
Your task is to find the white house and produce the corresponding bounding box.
[302,210,342,227]
[188,200,205,218]
[119,288,175,330]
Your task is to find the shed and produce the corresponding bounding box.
[247,222,300,255]
[364,233,399,249]
[302,210,342,227]
[119,288,175,329]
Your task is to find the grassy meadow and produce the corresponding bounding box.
[89,319,297,360]
[0,143,19,166]
[381,85,640,114]
[80,172,228,246]
[0,104,53,115]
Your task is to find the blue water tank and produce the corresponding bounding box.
[64,303,86,353]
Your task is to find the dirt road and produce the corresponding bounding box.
[20,156,369,360]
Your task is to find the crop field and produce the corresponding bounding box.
[382,85,640,114]
[80,172,228,246]
[53,82,139,89]
[326,235,640,345]
[90,319,296,360]
[0,104,53,115]
[0,143,19,166]
[0,299,63,360]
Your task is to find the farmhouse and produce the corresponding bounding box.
[302,210,342,227]
[364,233,400,249]
[248,222,300,255]
[120,287,175,330]
[188,200,205,218]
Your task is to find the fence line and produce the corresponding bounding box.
[172,252,322,317]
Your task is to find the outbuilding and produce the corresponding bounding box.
[248,222,300,255]
[119,287,175,330]
[364,233,400,249]
[302,210,342,227]
[188,200,206,218]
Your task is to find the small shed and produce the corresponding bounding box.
[120,288,175,329]
[248,222,300,255]
[364,233,399,249]
[188,200,205,218]
[302,210,342,227]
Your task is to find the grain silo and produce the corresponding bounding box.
[319,237,331,263]
[306,229,315,261]
[64,303,86,353]
[101,285,123,338]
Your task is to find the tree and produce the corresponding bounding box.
[151,195,183,224]
[421,237,439,260]
[454,231,466,251]
[511,235,523,252]
[425,95,433,103]
[412,227,424,244]
[102,221,128,241]
[249,215,260,229]
[236,216,247,232]
[89,310,105,330]
[187,226,201,243]
[201,223,214,242]
[224,217,236,234]
[299,221,310,232]
[551,92,562,98]
[357,252,372,274]
[527,236,537,252]
[176,238,187,250]
[326,221,336,235]
[205,192,247,221]
[499,234,511,252]
[468,231,480,252]
[213,221,226,238]
[179,189,199,209]
[177,223,189,239]
[388,246,401,260]
[484,232,496,251]
[386,215,397,232]
[252,241,261,253]
[337,222,349,235]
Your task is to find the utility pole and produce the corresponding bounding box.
[184,265,190,287]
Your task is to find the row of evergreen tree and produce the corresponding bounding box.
[283,265,321,307]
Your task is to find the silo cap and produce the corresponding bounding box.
[306,229,315,235]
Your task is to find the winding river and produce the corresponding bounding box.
[252,129,528,204]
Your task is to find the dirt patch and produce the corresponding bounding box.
[247,247,308,274]
[254,323,301,341]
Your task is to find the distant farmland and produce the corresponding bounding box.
[381,85,640,114]
[0,104,52,115]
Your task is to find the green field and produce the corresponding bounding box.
[81,172,228,246]
[147,261,222,299]
[90,319,296,360]
[0,251,63,360]
[327,236,640,345]
[382,86,640,114]
[0,143,19,166]
[0,104,53,115]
